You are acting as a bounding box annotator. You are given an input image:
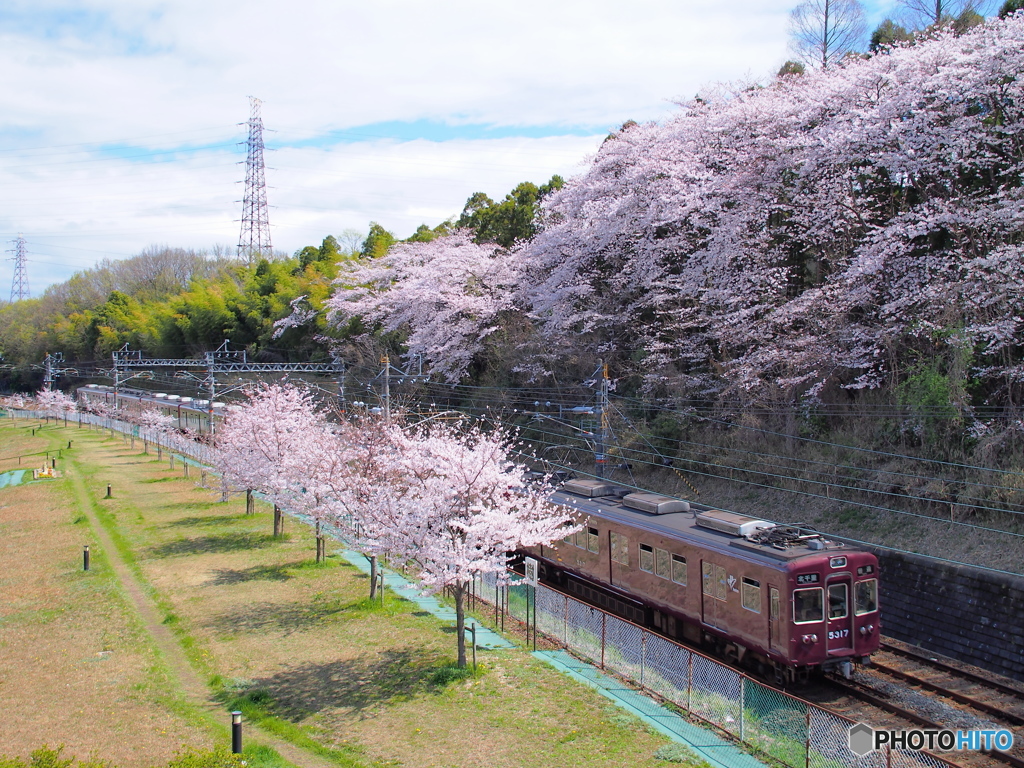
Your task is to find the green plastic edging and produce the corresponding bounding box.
[535,650,769,768]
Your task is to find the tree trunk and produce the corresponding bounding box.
[315,520,323,563]
[368,555,378,600]
[455,581,467,669]
[246,489,254,515]
[273,505,283,537]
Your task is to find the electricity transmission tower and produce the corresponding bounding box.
[237,96,272,264]
[8,235,29,302]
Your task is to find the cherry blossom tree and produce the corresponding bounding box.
[366,421,579,667]
[136,407,176,433]
[215,384,327,540]
[2,394,27,411]
[34,389,78,423]
[521,16,1024,414]
[326,230,520,383]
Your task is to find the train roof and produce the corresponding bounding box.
[552,482,858,567]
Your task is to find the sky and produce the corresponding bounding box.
[0,0,898,294]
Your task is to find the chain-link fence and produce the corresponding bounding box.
[474,572,959,768]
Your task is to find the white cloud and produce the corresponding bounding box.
[0,0,812,292]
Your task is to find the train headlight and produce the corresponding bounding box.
[859,624,875,636]
[801,634,818,644]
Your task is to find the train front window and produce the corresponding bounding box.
[828,583,848,619]
[855,579,878,615]
[793,588,824,623]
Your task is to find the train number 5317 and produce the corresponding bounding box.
[828,629,849,640]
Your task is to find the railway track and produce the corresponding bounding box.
[808,639,1024,768]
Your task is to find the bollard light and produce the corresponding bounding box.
[231,711,242,754]
[105,484,112,499]
[83,545,90,571]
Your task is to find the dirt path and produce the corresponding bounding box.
[65,439,339,768]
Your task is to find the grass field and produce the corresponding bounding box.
[0,419,701,768]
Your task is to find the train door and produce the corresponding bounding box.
[701,560,728,630]
[825,576,854,653]
[768,585,781,652]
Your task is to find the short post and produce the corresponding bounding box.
[183,462,190,479]
[68,441,72,449]
[83,545,90,571]
[51,457,56,469]
[105,484,112,499]
[231,711,242,754]
[379,572,385,604]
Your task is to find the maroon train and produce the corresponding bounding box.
[521,478,880,683]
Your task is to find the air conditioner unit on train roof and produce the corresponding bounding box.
[622,492,690,515]
[695,509,775,537]
[562,479,622,497]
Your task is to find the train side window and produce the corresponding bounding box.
[793,588,824,623]
[610,532,629,565]
[671,554,687,585]
[855,579,878,615]
[702,562,714,596]
[639,544,654,573]
[587,527,600,553]
[574,529,588,549]
[655,548,670,579]
[828,583,848,619]
[741,577,761,613]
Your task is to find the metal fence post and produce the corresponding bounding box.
[805,708,811,768]
[532,584,537,652]
[640,632,647,688]
[739,677,745,742]
[563,594,569,646]
[687,653,693,712]
[600,612,606,670]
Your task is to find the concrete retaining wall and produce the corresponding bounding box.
[874,548,1024,682]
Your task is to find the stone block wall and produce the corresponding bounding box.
[874,548,1024,682]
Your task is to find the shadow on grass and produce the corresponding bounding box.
[149,531,277,557]
[205,563,295,585]
[230,648,449,718]
[206,590,410,635]
[165,513,250,528]
[206,594,356,635]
